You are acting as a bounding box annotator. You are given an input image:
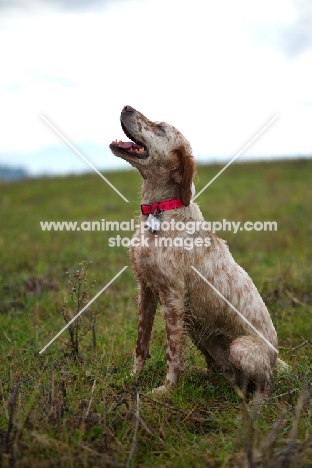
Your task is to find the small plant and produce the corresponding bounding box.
[61,261,97,360]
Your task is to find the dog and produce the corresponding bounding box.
[110,105,286,394]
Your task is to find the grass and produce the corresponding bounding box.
[0,159,312,467]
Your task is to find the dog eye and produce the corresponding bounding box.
[157,124,166,134]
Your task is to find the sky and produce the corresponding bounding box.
[0,0,312,175]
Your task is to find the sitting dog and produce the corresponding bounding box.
[110,105,286,394]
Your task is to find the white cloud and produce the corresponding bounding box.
[0,0,311,174]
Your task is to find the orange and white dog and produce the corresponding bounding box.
[110,105,287,394]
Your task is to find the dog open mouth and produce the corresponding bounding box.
[110,122,148,159]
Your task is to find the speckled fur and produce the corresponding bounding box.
[110,106,281,394]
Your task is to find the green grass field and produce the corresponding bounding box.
[1,159,312,467]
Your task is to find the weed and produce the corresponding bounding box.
[60,261,97,360]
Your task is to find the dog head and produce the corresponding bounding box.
[110,105,196,205]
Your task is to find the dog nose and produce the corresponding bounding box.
[123,105,135,113]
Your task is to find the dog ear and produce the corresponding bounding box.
[170,145,196,206]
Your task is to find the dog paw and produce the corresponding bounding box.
[275,358,292,375]
[151,385,168,395]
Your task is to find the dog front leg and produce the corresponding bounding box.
[133,282,158,374]
[154,289,185,392]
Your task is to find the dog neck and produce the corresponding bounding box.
[141,180,180,205]
[141,181,195,205]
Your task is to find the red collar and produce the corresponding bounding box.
[141,198,185,215]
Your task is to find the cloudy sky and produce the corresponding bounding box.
[0,0,312,175]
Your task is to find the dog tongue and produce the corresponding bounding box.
[117,141,133,149]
